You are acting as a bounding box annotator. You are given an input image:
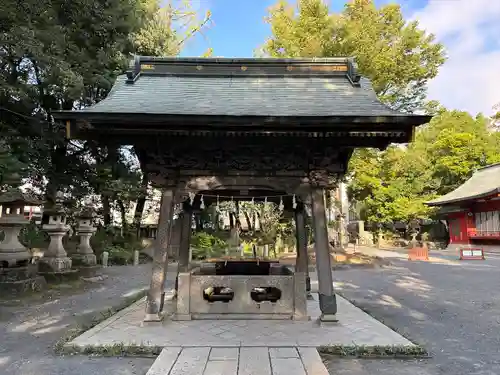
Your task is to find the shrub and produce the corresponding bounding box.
[191,232,227,260]
[104,245,133,265]
[91,226,145,265]
[19,222,50,249]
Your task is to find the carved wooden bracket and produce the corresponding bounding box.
[307,170,341,188]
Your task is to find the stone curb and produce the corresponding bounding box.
[58,342,428,359]
[317,344,429,358]
[335,291,428,356]
[54,287,149,354]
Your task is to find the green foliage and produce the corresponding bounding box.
[19,222,50,249]
[349,110,500,224]
[133,0,212,56]
[1,0,211,225]
[91,226,145,265]
[256,202,287,245]
[0,137,30,189]
[191,231,227,259]
[103,245,133,265]
[262,0,446,112]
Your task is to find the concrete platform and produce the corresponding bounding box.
[68,293,414,348]
[146,346,329,375]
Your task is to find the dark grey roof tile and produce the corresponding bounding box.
[85,75,401,117]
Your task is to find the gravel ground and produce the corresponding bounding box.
[0,264,161,375]
[323,254,500,375]
[2,255,499,375]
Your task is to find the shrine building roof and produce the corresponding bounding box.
[427,163,500,206]
[54,56,431,130]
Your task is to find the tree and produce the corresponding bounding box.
[1,0,151,208]
[262,0,446,112]
[348,109,500,224]
[1,0,212,228]
[0,139,28,190]
[133,0,212,56]
[130,0,212,227]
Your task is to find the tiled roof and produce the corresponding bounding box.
[427,163,500,206]
[63,56,415,119]
[0,189,42,205]
[83,74,402,118]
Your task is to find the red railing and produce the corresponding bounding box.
[467,229,500,239]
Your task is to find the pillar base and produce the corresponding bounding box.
[72,254,97,266]
[39,256,72,273]
[172,314,192,321]
[143,313,164,322]
[318,293,337,315]
[319,314,338,322]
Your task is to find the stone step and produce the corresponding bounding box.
[146,346,329,375]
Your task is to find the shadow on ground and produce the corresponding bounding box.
[0,264,160,375]
[322,257,500,375]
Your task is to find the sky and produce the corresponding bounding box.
[177,0,500,117]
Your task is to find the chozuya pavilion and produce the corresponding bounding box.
[54,56,430,322]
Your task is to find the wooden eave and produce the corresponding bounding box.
[56,111,430,127]
[57,113,427,146]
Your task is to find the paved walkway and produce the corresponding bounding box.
[69,292,413,348]
[146,347,328,375]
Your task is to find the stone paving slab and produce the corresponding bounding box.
[147,347,328,375]
[68,293,415,349]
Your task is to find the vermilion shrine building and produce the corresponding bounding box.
[55,56,430,322]
[427,163,500,253]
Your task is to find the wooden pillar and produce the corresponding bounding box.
[311,188,337,321]
[144,188,175,322]
[294,204,311,298]
[178,204,193,272]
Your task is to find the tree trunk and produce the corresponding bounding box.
[133,173,147,229]
[195,213,203,231]
[102,195,112,225]
[214,211,220,231]
[102,145,119,226]
[45,143,68,201]
[118,199,127,234]
[243,211,253,231]
[133,195,147,230]
[133,148,149,229]
[43,142,68,225]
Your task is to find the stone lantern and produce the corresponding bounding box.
[0,189,46,295]
[0,189,41,267]
[40,204,72,273]
[73,207,97,266]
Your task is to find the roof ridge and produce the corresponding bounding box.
[130,56,355,64]
[125,55,362,87]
